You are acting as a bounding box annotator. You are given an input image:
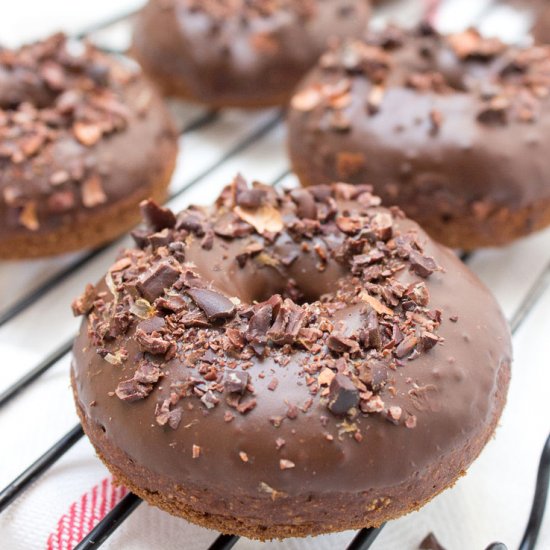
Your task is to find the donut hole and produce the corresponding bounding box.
[233,257,347,307]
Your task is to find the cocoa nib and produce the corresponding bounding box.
[267,299,305,345]
[176,209,206,236]
[155,399,182,429]
[115,378,152,402]
[419,533,447,550]
[71,283,98,316]
[137,261,180,302]
[135,328,170,355]
[358,360,388,391]
[290,188,318,219]
[214,213,252,238]
[236,187,267,209]
[420,331,439,351]
[224,370,249,394]
[133,361,161,384]
[394,334,418,358]
[328,374,359,415]
[186,288,236,321]
[409,250,438,278]
[246,302,275,353]
[327,333,360,354]
[363,309,382,349]
[140,199,176,231]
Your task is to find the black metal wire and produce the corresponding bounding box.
[0,424,83,513]
[208,534,240,550]
[346,526,384,550]
[73,493,142,550]
[519,433,550,550]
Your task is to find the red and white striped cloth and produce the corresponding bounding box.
[46,478,127,550]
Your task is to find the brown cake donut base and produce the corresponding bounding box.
[0,149,177,260]
[132,49,290,109]
[73,361,509,541]
[292,167,550,251]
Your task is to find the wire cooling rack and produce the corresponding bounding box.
[0,1,549,549]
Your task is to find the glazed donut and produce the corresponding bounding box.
[288,25,550,249]
[71,176,511,539]
[0,34,178,259]
[132,0,371,108]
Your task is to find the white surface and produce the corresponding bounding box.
[0,1,549,550]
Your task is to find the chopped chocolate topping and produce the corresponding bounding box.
[76,177,447,434]
[279,459,296,470]
[290,188,318,219]
[72,284,98,316]
[327,333,360,355]
[409,250,439,278]
[267,299,305,345]
[140,199,177,231]
[137,261,180,302]
[224,370,249,394]
[187,288,236,321]
[115,379,152,402]
[328,374,360,415]
[0,33,150,232]
[419,533,447,550]
[135,328,170,355]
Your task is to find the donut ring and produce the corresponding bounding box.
[72,176,511,540]
[0,34,178,259]
[288,26,550,249]
[132,0,371,108]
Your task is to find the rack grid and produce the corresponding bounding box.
[0,1,549,549]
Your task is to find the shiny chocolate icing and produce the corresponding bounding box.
[287,25,550,248]
[72,177,511,502]
[132,0,371,107]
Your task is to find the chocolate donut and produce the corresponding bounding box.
[288,26,550,249]
[0,34,178,259]
[132,0,371,108]
[533,2,550,43]
[71,176,511,539]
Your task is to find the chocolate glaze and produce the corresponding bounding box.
[532,1,550,43]
[132,0,371,107]
[287,26,550,249]
[72,178,511,525]
[0,34,177,249]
